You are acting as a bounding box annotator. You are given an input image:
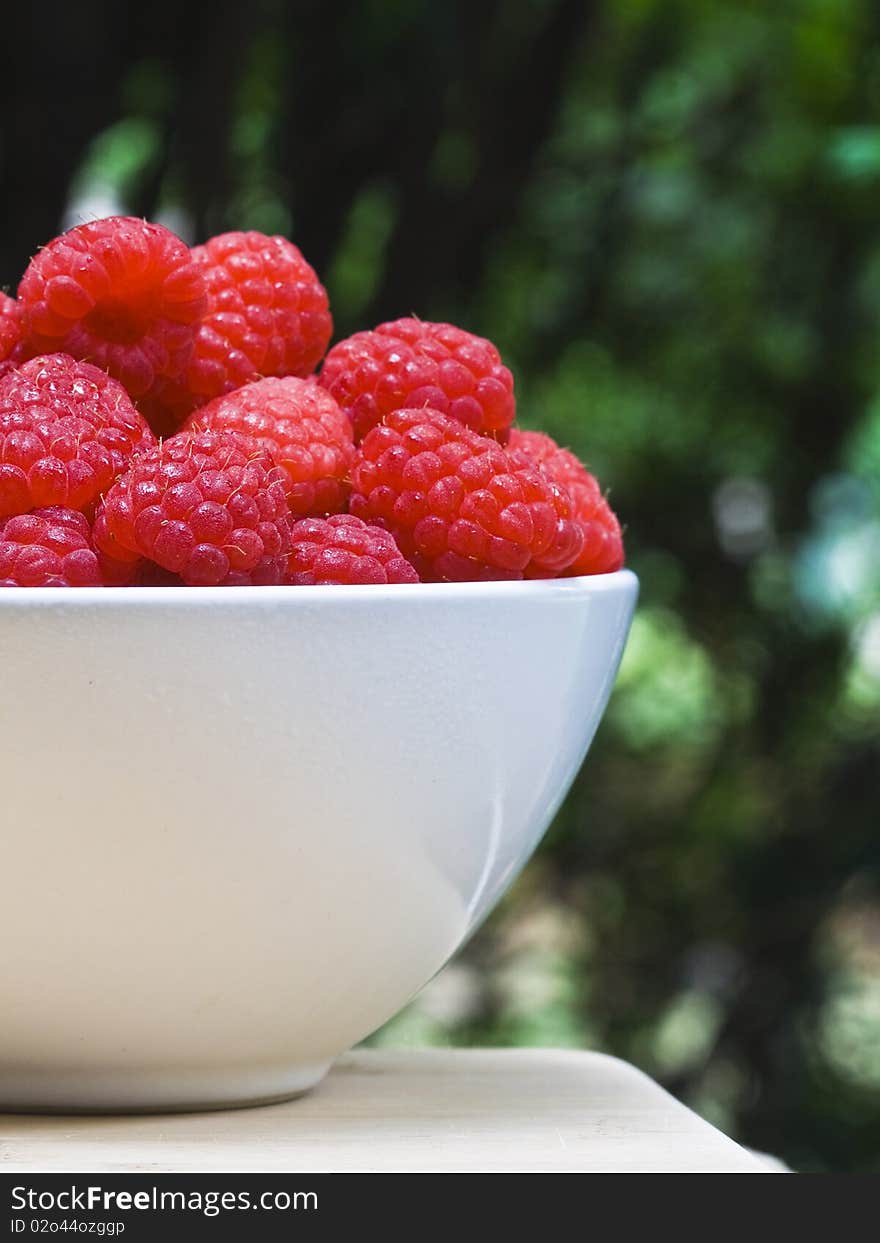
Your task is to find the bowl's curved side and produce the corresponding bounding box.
[0,575,636,1108]
[456,573,638,936]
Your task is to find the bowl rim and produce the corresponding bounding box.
[0,568,638,609]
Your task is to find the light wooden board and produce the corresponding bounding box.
[0,1048,767,1173]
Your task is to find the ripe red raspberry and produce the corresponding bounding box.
[286,514,418,585]
[509,430,624,576]
[0,506,106,586]
[0,353,156,518]
[350,408,582,581]
[148,231,333,428]
[95,429,292,586]
[320,318,515,443]
[185,376,353,516]
[17,217,206,404]
[1,293,23,362]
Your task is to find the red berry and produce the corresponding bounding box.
[95,429,292,586]
[186,376,353,517]
[509,430,624,576]
[148,231,332,428]
[0,506,106,586]
[0,353,156,518]
[17,216,206,404]
[286,514,418,585]
[350,408,582,581]
[0,293,23,369]
[320,318,515,443]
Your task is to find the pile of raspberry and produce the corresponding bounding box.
[0,215,623,587]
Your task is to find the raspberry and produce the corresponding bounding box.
[350,408,582,581]
[509,430,624,576]
[95,429,292,586]
[0,506,106,586]
[186,376,353,516]
[17,216,206,404]
[0,353,156,518]
[320,318,515,443]
[148,231,333,428]
[286,514,418,585]
[1,293,23,366]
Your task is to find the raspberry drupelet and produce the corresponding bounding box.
[0,353,156,518]
[94,429,293,586]
[349,407,582,581]
[509,430,624,576]
[320,317,516,444]
[286,514,418,585]
[17,217,206,404]
[185,375,353,517]
[0,506,107,586]
[148,231,333,428]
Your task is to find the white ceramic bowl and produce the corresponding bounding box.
[0,571,637,1111]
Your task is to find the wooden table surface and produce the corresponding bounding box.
[0,1048,768,1173]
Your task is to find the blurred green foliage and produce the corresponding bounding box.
[2,0,879,1171]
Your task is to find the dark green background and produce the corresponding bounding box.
[3,0,878,1172]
